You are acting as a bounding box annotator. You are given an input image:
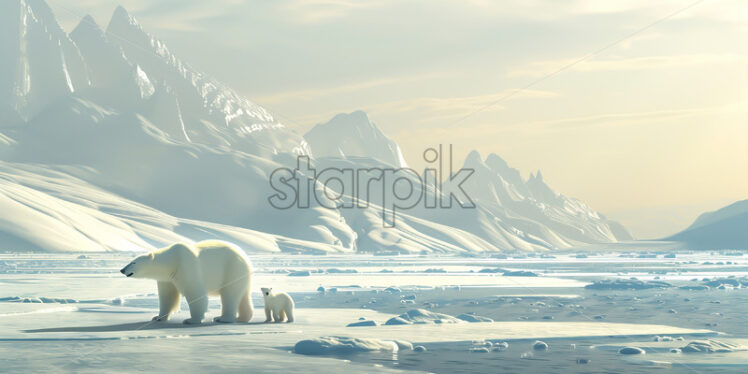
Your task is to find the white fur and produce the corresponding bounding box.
[121,240,254,324]
[261,288,294,323]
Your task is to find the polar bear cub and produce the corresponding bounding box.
[261,288,294,323]
[120,240,254,324]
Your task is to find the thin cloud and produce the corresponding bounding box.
[257,72,452,104]
[508,54,747,78]
[280,0,389,24]
[368,89,559,120]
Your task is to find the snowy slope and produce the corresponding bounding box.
[666,199,748,250]
[4,98,357,249]
[0,161,357,253]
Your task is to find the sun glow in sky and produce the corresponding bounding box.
[48,0,748,238]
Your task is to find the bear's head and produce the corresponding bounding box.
[120,252,156,279]
[261,287,272,297]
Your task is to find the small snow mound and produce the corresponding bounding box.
[679,285,709,291]
[110,297,125,305]
[424,268,447,273]
[293,336,403,355]
[414,345,427,352]
[618,347,646,355]
[326,268,358,274]
[681,339,743,353]
[503,271,538,277]
[457,313,493,323]
[493,341,509,351]
[2,296,79,304]
[393,340,413,351]
[384,309,462,325]
[384,317,411,326]
[533,341,549,351]
[585,279,672,290]
[704,277,747,288]
[288,270,311,277]
[347,320,376,327]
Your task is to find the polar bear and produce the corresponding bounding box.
[120,240,253,324]
[261,288,294,323]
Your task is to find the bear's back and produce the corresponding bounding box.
[192,241,247,260]
[191,241,252,287]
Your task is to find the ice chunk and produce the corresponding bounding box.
[294,336,400,355]
[288,271,311,277]
[456,313,493,323]
[347,320,377,327]
[618,347,646,355]
[585,279,672,290]
[681,339,743,353]
[384,309,462,325]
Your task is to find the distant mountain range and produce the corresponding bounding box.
[0,0,632,252]
[666,200,748,250]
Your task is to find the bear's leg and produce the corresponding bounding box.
[285,307,294,323]
[214,279,247,323]
[214,291,239,323]
[237,291,253,323]
[272,309,281,323]
[279,309,286,322]
[182,286,208,324]
[153,281,180,321]
[263,304,272,323]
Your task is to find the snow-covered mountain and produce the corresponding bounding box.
[305,111,407,168]
[666,200,748,250]
[1,1,308,156]
[454,151,633,246]
[0,0,89,124]
[0,0,630,253]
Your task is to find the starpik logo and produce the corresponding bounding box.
[268,145,475,227]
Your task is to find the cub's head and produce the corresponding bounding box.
[261,287,272,297]
[120,252,156,279]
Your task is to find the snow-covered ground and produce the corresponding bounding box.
[2,252,746,373]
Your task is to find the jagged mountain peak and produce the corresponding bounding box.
[485,153,509,170]
[1,0,89,123]
[528,170,547,184]
[305,110,407,167]
[106,5,149,47]
[71,14,104,37]
[464,150,483,165]
[110,5,135,25]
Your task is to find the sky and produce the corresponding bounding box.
[46,0,748,239]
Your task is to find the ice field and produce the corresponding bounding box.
[2,252,747,373]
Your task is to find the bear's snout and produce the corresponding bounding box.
[120,264,134,277]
